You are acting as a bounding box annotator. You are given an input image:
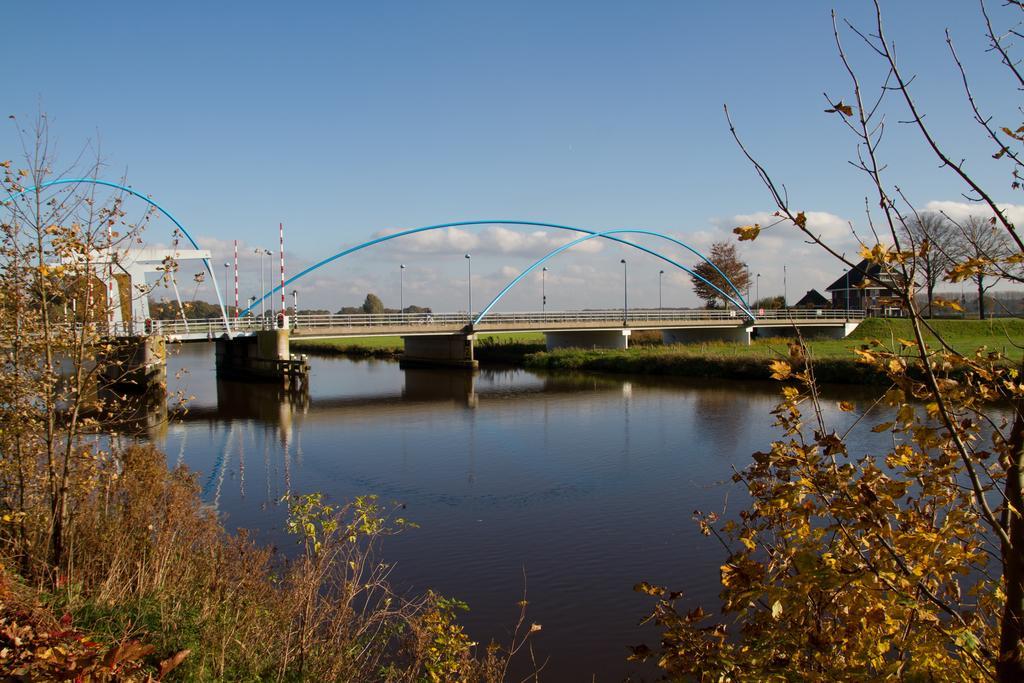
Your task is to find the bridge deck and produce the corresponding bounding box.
[133,309,866,342]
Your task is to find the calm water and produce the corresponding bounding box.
[155,343,883,681]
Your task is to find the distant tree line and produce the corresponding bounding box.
[149,299,239,320]
[334,293,431,315]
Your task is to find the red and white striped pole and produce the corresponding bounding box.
[107,224,114,330]
[279,222,286,316]
[233,240,239,318]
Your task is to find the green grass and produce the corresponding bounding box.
[290,336,404,357]
[287,320,1024,372]
[475,332,545,344]
[291,332,547,360]
[524,318,1024,384]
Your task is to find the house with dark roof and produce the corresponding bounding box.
[793,289,830,309]
[825,259,905,316]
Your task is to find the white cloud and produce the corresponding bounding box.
[373,224,604,257]
[724,210,854,244]
[923,200,1024,227]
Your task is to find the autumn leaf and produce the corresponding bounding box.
[159,648,191,679]
[768,360,792,380]
[733,224,761,241]
[794,211,807,229]
[825,101,854,116]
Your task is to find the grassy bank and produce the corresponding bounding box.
[524,318,1024,384]
[288,319,1024,380]
[292,333,548,363]
[290,335,405,358]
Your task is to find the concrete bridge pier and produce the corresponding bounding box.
[661,326,752,346]
[545,329,631,350]
[99,334,167,400]
[400,334,478,369]
[216,330,310,387]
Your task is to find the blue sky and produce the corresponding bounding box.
[4,1,1020,311]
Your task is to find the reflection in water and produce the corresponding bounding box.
[403,367,477,407]
[159,346,891,681]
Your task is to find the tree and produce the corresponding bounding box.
[952,215,1014,319]
[361,292,384,314]
[691,241,751,309]
[753,295,785,310]
[635,3,1024,680]
[901,211,957,316]
[1,115,153,575]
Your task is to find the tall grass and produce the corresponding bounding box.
[1,444,530,681]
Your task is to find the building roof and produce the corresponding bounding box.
[825,258,900,292]
[794,289,830,308]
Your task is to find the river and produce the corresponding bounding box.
[155,343,885,680]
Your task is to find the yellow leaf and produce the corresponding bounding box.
[825,102,854,116]
[872,421,894,433]
[794,211,807,229]
[733,224,761,241]
[769,360,792,380]
[838,401,855,412]
[771,600,783,619]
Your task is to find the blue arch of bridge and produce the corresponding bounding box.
[238,220,753,318]
[3,182,754,322]
[474,228,754,324]
[3,178,233,334]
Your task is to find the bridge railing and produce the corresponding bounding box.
[132,307,866,338]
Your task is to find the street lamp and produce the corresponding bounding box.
[783,264,787,309]
[845,268,850,317]
[254,247,271,320]
[464,254,472,318]
[620,258,628,325]
[223,262,230,313]
[659,270,665,311]
[400,264,406,316]
[248,296,256,320]
[542,267,548,314]
[756,273,761,307]
[291,289,298,316]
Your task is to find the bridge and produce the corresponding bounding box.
[144,307,863,371]
[6,178,865,386]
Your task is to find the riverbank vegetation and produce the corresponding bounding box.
[526,317,1024,383]
[291,332,548,363]
[291,319,1021,383]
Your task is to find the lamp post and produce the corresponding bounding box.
[542,267,548,314]
[659,270,665,311]
[248,296,256,321]
[291,289,298,316]
[223,262,230,313]
[620,258,628,325]
[464,254,472,318]
[400,264,406,316]
[756,272,761,307]
[254,247,271,320]
[783,264,787,309]
[845,268,850,317]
